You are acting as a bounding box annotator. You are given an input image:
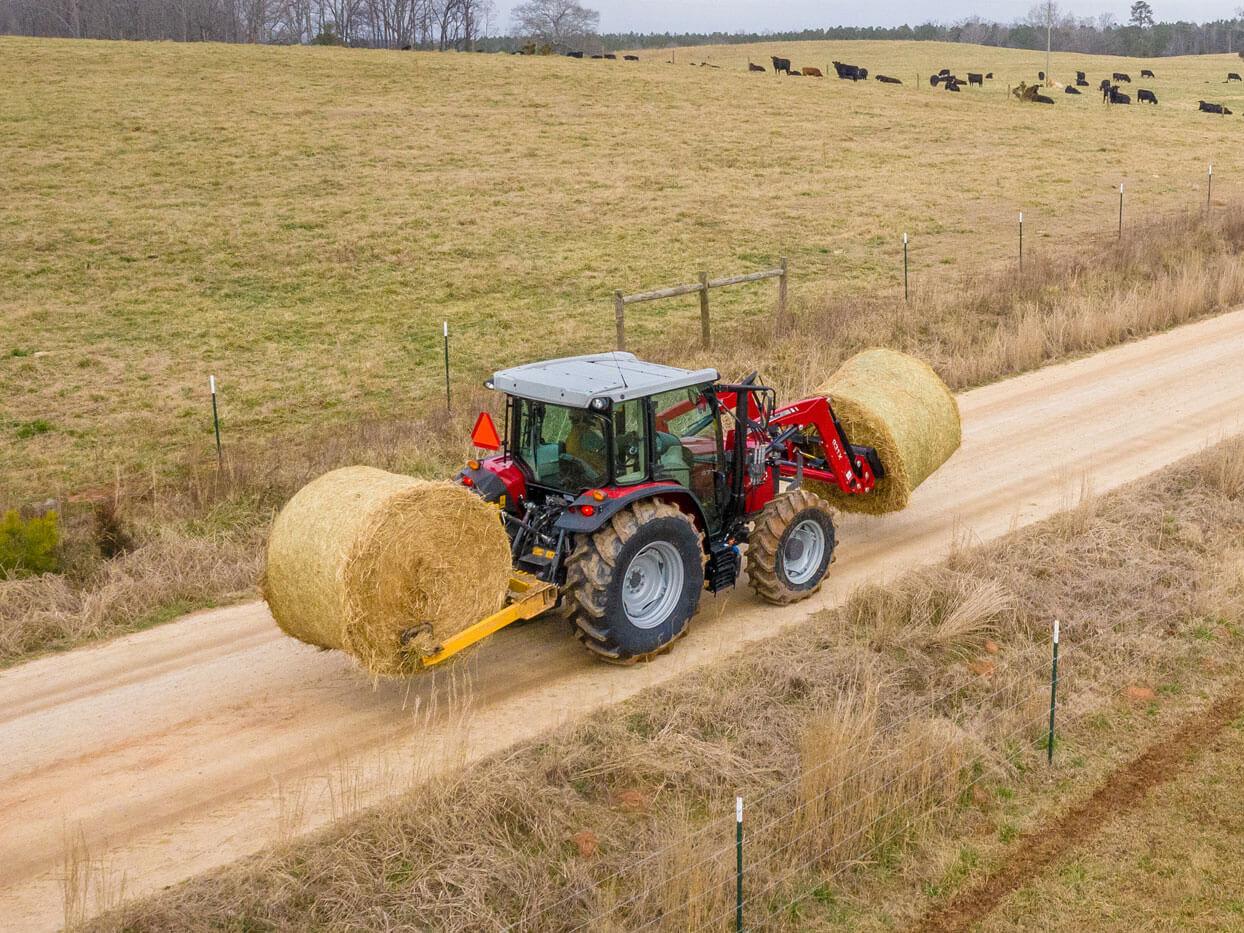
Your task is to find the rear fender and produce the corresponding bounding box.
[555,484,710,549]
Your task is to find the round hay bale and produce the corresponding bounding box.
[810,349,961,515]
[263,466,512,677]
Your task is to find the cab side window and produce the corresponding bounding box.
[612,399,648,485]
[650,385,721,494]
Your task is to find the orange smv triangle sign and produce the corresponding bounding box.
[471,411,502,451]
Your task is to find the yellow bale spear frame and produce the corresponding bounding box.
[419,572,557,668]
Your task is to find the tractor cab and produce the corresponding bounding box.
[483,352,731,530]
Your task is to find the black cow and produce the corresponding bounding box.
[938,68,951,76]
[945,78,962,91]
[1113,71,1131,82]
[748,61,765,72]
[1137,89,1157,104]
[590,54,603,59]
[1076,77,1090,86]
[968,72,983,86]
[1038,70,1046,81]
[771,56,791,74]
[1076,70,1086,81]
[565,50,583,58]
[624,54,639,61]
[1229,72,1243,82]
[985,72,993,78]
[1065,85,1081,94]
[1108,86,1131,104]
[1200,100,1233,114]
[875,74,902,84]
[1140,68,1155,78]
[1034,93,1055,104]
[832,61,867,80]
[1099,78,1112,93]
[604,53,617,60]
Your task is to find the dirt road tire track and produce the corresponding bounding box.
[2,309,1244,931]
[913,680,1244,933]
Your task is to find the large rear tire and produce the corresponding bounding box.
[748,489,836,605]
[564,499,705,663]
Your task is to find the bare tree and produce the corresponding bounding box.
[510,0,597,46]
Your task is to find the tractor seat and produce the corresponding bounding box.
[656,432,692,487]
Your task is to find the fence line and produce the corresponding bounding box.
[613,258,788,350]
[520,621,1127,933]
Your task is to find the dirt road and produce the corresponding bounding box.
[3,310,1243,931]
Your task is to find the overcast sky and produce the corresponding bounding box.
[493,0,1242,33]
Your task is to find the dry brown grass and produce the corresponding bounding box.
[88,439,1244,932]
[0,524,258,664]
[675,208,1244,402]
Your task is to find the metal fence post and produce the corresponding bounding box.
[613,290,626,351]
[443,321,451,412]
[777,257,788,321]
[1118,183,1124,238]
[1208,164,1213,212]
[209,375,222,468]
[698,271,711,349]
[736,796,744,932]
[1047,619,1060,765]
[903,233,909,301]
[1018,211,1024,274]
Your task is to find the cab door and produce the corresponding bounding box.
[648,384,727,533]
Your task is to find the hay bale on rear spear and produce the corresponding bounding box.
[263,466,512,677]
[809,348,961,514]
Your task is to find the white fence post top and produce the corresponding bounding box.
[736,796,743,822]
[1054,619,1060,643]
[209,375,216,394]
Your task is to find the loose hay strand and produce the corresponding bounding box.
[264,466,512,677]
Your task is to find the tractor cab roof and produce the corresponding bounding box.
[491,352,718,408]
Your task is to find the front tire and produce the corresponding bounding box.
[564,499,704,663]
[748,489,836,605]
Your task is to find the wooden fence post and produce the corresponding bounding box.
[698,271,711,349]
[777,257,788,321]
[614,290,626,350]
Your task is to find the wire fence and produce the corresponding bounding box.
[505,618,1132,932]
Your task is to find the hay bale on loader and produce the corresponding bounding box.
[264,466,512,677]
[811,349,961,514]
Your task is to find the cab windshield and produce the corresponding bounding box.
[514,399,611,492]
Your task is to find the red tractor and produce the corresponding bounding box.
[457,352,885,663]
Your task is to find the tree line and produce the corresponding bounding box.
[0,0,496,45]
[3,0,1243,59]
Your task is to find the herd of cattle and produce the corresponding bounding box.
[742,54,1244,115]
[540,46,1244,115]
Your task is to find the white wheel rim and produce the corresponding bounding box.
[782,518,825,586]
[623,541,684,629]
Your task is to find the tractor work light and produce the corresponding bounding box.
[589,397,610,412]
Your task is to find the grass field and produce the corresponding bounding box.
[5,37,1244,500]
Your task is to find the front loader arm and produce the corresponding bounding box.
[768,396,879,496]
